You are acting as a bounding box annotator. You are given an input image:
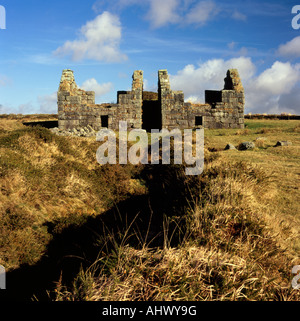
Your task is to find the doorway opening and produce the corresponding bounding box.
[195,116,203,127]
[101,115,109,128]
[142,100,162,132]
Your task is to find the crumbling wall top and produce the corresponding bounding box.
[132,70,143,91]
[158,69,171,90]
[59,69,78,93]
[224,69,244,93]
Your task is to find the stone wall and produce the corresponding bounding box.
[201,69,245,129]
[116,70,143,129]
[58,69,103,131]
[156,68,244,130]
[158,70,187,130]
[183,68,245,129]
[58,69,143,131]
[57,68,244,131]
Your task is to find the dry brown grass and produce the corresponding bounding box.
[235,128,251,135]
[0,116,299,300]
[254,137,268,148]
[0,122,145,270]
[55,159,300,301]
[256,128,275,134]
[294,124,300,133]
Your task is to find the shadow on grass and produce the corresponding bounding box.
[22,120,58,129]
[1,164,194,301]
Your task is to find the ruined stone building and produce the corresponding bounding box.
[57,68,245,131]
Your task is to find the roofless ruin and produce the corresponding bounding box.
[57,69,245,131]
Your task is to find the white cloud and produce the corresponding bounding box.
[246,61,300,114]
[91,0,245,29]
[146,0,218,28]
[146,0,180,28]
[81,78,113,97]
[170,56,256,101]
[0,93,57,115]
[185,0,218,25]
[54,12,127,62]
[278,36,300,57]
[251,61,299,95]
[143,78,149,91]
[278,88,300,114]
[169,58,300,114]
[38,92,57,114]
[186,95,200,103]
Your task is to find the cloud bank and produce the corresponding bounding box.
[54,12,127,62]
[146,0,219,28]
[170,57,300,114]
[81,78,113,99]
[278,36,300,58]
[92,0,238,29]
[146,0,180,28]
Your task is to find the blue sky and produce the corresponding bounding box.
[0,0,300,114]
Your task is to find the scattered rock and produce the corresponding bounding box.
[238,141,255,150]
[224,143,236,150]
[275,141,292,147]
[51,127,59,133]
[50,126,97,137]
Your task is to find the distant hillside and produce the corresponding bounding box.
[245,114,300,120]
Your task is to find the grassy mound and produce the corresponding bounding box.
[55,160,298,301]
[0,125,144,271]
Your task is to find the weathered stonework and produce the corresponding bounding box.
[57,68,245,131]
